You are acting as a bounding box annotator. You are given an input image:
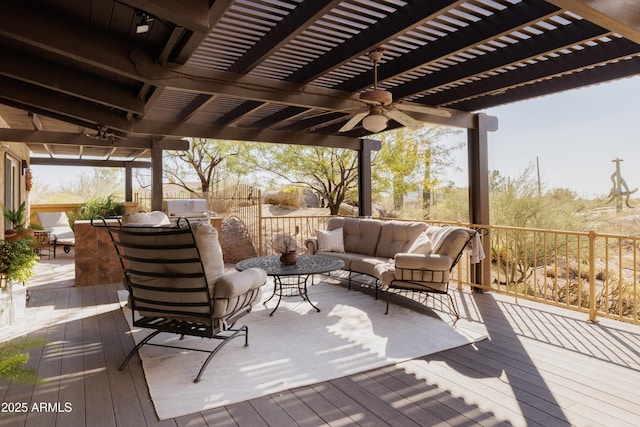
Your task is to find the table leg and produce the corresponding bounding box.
[300,274,320,313]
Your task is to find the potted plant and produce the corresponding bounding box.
[0,239,39,325]
[2,201,27,241]
[272,226,300,265]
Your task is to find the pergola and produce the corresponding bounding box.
[1,0,639,220]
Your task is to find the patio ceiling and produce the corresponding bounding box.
[0,0,639,164]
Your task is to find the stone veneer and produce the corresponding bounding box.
[74,217,224,286]
[74,219,122,287]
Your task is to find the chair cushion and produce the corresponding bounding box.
[122,211,170,226]
[38,212,71,228]
[194,222,225,283]
[316,228,345,252]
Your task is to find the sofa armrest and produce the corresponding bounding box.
[305,238,318,254]
[214,268,267,298]
[394,253,452,271]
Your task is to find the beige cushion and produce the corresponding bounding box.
[407,232,432,255]
[123,211,170,226]
[316,227,345,252]
[194,222,225,283]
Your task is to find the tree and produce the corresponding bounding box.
[238,144,359,215]
[165,138,240,197]
[376,125,462,217]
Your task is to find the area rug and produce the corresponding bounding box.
[118,283,487,420]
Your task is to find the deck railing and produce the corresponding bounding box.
[259,216,640,325]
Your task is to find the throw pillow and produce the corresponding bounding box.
[316,227,345,253]
[194,222,225,283]
[407,231,432,254]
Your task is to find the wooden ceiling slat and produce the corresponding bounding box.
[452,55,640,111]
[286,0,467,85]
[422,38,640,107]
[227,0,340,75]
[333,0,561,92]
[390,19,610,102]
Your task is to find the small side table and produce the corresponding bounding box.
[33,230,52,260]
[235,255,344,316]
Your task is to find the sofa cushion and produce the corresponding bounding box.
[375,221,427,258]
[350,256,390,278]
[426,226,472,259]
[407,231,432,255]
[327,217,382,256]
[316,227,345,252]
[315,251,363,270]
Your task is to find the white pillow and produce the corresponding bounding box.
[407,232,432,254]
[123,211,170,226]
[316,227,345,253]
[194,222,225,283]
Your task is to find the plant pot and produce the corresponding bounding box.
[4,229,18,242]
[280,251,298,265]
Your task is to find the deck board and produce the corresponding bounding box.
[2,271,640,426]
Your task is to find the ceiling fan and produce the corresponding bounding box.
[339,49,451,133]
[85,126,125,143]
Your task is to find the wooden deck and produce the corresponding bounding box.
[2,258,640,426]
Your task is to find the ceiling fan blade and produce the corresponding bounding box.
[394,102,451,117]
[384,109,424,130]
[339,111,369,132]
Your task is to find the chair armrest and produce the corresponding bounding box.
[214,268,267,298]
[394,253,452,271]
[305,238,318,254]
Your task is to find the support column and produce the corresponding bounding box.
[358,138,381,217]
[468,113,496,289]
[124,163,133,202]
[151,139,163,212]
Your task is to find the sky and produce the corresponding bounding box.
[445,75,640,198]
[31,75,640,199]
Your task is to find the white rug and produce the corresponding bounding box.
[118,283,487,420]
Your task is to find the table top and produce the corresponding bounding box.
[235,254,344,276]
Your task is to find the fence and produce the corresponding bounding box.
[257,216,640,325]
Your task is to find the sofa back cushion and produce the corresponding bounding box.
[327,217,382,256]
[426,226,472,259]
[375,221,428,258]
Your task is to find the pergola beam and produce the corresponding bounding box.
[546,0,640,44]
[29,158,151,168]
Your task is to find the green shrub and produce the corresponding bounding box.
[0,239,39,283]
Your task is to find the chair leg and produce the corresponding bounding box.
[120,329,162,370]
[447,292,461,320]
[194,325,249,383]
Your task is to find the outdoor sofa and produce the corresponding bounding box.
[306,217,483,317]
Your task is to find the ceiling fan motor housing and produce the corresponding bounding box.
[360,89,393,105]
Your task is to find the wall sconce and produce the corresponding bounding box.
[0,143,8,154]
[135,10,154,34]
[21,159,28,175]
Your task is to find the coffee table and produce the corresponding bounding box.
[235,254,344,315]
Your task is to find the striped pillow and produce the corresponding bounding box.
[316,227,345,253]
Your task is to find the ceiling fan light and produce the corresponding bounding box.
[363,114,388,133]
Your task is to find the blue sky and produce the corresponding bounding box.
[32,75,639,199]
[446,75,640,198]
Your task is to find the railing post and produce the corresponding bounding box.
[588,230,598,323]
[258,190,263,256]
